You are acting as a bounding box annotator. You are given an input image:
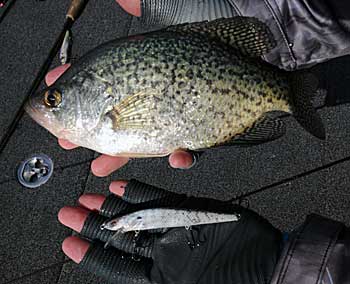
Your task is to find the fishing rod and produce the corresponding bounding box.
[0,0,89,156]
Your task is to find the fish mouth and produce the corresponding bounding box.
[25,100,65,138]
[25,102,46,127]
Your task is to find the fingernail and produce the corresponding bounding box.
[58,139,78,150]
[62,236,90,264]
[109,180,128,196]
[58,206,89,233]
[169,152,196,170]
[91,156,130,177]
[184,152,199,169]
[78,194,106,211]
[90,160,106,177]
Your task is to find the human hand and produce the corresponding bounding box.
[46,65,196,176]
[58,180,282,283]
[115,0,350,71]
[114,0,237,24]
[115,0,141,17]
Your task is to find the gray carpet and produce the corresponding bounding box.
[0,1,349,283]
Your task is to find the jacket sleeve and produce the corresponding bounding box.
[242,0,350,70]
[270,214,350,284]
[138,0,350,70]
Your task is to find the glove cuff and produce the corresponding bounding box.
[271,214,344,284]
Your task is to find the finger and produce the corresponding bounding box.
[79,192,136,220]
[110,179,184,204]
[82,212,154,257]
[58,205,108,238]
[57,205,152,251]
[79,241,152,283]
[98,189,182,219]
[78,193,120,219]
[109,180,128,196]
[78,193,106,212]
[62,237,152,283]
[58,138,78,150]
[169,150,195,169]
[91,155,129,177]
[45,63,71,86]
[62,236,90,264]
[59,204,154,257]
[115,0,141,17]
[58,206,89,233]
[99,194,139,218]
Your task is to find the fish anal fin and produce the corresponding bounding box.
[167,17,276,57]
[225,116,286,145]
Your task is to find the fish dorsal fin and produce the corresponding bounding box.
[107,92,156,130]
[166,16,276,57]
[227,115,286,145]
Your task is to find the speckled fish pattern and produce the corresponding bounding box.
[26,17,306,157]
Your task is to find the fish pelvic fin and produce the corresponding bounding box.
[166,16,276,57]
[289,72,326,140]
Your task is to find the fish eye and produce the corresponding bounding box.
[44,89,62,107]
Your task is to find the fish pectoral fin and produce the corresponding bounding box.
[107,92,156,130]
[227,116,286,146]
[166,17,276,57]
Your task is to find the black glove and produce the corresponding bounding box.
[135,0,350,71]
[73,180,282,284]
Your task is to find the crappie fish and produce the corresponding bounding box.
[101,208,240,232]
[26,17,325,157]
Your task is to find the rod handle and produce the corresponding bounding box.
[66,0,89,21]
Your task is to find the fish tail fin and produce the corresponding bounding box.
[289,72,326,140]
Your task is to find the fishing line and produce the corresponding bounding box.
[0,0,89,157]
